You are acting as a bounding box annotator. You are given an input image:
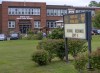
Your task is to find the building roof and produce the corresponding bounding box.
[2,1,46,4]
[47,5,73,9]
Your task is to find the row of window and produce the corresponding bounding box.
[76,10,95,16]
[8,8,95,16]
[47,9,67,16]
[47,9,95,16]
[8,21,57,28]
[8,8,40,15]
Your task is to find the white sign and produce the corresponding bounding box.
[65,23,86,39]
[17,16,33,19]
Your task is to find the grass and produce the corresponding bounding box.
[92,35,100,50]
[0,35,100,73]
[0,40,77,73]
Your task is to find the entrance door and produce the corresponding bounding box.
[19,25,31,33]
[18,20,32,34]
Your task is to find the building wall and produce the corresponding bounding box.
[1,1,100,34]
[1,1,46,34]
[0,4,2,33]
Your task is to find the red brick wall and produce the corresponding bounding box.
[0,4,2,33]
[1,1,46,34]
[1,1,100,34]
[47,16,63,21]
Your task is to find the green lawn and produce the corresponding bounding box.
[92,35,100,50]
[0,35,100,73]
[0,40,77,73]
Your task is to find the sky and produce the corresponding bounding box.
[0,0,100,6]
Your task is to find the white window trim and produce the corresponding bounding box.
[34,21,40,28]
[8,8,40,15]
[8,21,15,28]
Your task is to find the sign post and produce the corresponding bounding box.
[63,12,92,68]
[86,12,92,69]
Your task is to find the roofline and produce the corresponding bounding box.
[2,1,46,4]
[1,1,100,9]
[47,5,73,7]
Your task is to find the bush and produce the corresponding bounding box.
[27,34,34,40]
[68,39,87,58]
[55,39,65,60]
[34,32,43,40]
[27,29,33,34]
[37,39,65,60]
[37,39,87,61]
[73,54,88,73]
[32,50,49,66]
[21,32,43,40]
[48,28,64,39]
[37,39,57,62]
[90,48,100,70]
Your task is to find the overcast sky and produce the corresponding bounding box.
[0,0,100,6]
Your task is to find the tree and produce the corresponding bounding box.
[93,11,100,29]
[89,1,100,7]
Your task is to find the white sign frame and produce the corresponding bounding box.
[65,23,86,39]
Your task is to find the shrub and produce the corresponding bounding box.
[37,39,57,62]
[21,32,43,40]
[90,48,100,70]
[48,28,64,39]
[28,32,43,40]
[37,39,87,61]
[73,54,88,73]
[37,39,65,60]
[27,34,34,40]
[35,32,43,40]
[27,29,33,34]
[32,50,49,66]
[68,39,87,58]
[55,39,65,60]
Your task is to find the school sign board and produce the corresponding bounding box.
[64,12,92,64]
[65,23,86,39]
[64,12,91,40]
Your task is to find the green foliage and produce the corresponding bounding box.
[0,36,99,73]
[68,39,87,58]
[55,39,65,60]
[27,29,33,34]
[32,50,49,66]
[93,11,100,29]
[48,28,64,39]
[25,34,34,40]
[73,54,87,73]
[37,39,65,61]
[22,32,43,40]
[89,1,100,7]
[37,39,57,62]
[33,32,43,40]
[37,39,87,60]
[90,48,100,69]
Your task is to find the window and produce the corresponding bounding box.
[76,10,80,13]
[47,9,53,16]
[47,9,67,16]
[68,9,75,14]
[8,8,40,15]
[54,9,58,16]
[58,9,61,16]
[47,21,57,28]
[8,21,15,28]
[34,21,40,28]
